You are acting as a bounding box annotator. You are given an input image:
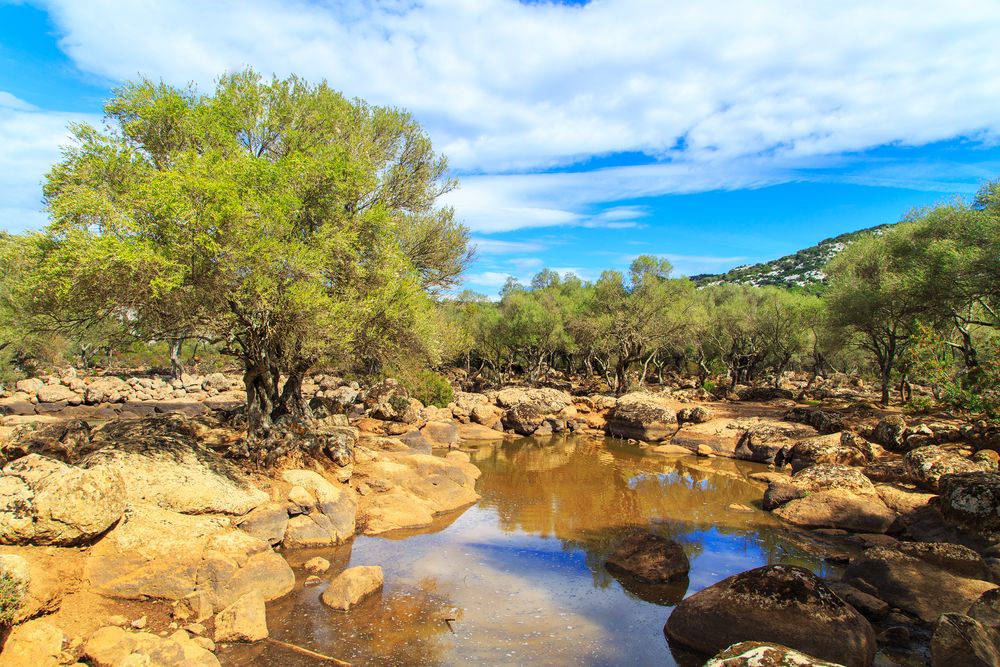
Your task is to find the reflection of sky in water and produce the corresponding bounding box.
[221,439,829,667]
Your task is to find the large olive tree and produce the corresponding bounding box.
[31,70,471,441]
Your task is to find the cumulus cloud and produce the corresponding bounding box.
[0,93,98,231]
[36,0,1000,175]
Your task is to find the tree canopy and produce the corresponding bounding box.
[27,69,472,442]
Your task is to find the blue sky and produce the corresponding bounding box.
[3,1,1000,295]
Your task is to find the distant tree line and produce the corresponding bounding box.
[1,70,998,429]
[437,181,1000,415]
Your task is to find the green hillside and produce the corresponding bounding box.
[691,223,892,289]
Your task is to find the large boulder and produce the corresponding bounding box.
[214,590,268,642]
[495,387,572,414]
[606,393,677,442]
[788,433,869,473]
[664,564,875,667]
[604,532,689,583]
[734,422,815,465]
[354,451,480,534]
[84,505,294,607]
[84,626,220,667]
[35,384,81,405]
[2,420,94,463]
[321,565,383,611]
[784,407,844,434]
[279,470,356,547]
[0,454,125,546]
[82,416,268,515]
[968,588,1000,631]
[420,421,459,448]
[501,403,544,436]
[904,445,984,492]
[704,642,845,667]
[845,546,997,623]
[787,464,880,498]
[936,471,1000,542]
[0,619,65,667]
[235,502,289,546]
[871,415,907,450]
[773,489,896,533]
[930,613,1000,667]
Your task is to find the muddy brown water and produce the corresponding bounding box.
[219,436,832,666]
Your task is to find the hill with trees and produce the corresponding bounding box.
[691,224,891,289]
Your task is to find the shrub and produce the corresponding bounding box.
[401,369,454,408]
[0,569,25,626]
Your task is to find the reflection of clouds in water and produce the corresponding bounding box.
[231,438,832,667]
[407,533,613,665]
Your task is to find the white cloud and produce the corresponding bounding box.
[36,0,1000,176]
[471,238,547,254]
[0,95,99,232]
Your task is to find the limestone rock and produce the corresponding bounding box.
[871,415,907,450]
[788,464,879,498]
[604,532,689,583]
[36,384,80,405]
[354,452,480,534]
[236,502,288,546]
[664,564,875,667]
[968,588,1000,631]
[494,387,571,414]
[420,421,459,448]
[930,613,1000,667]
[0,454,125,546]
[214,591,268,643]
[704,641,846,667]
[321,565,384,611]
[279,470,356,547]
[904,445,984,492]
[304,557,330,574]
[3,420,94,464]
[501,403,543,436]
[84,505,293,607]
[84,626,220,667]
[0,619,65,667]
[734,422,814,465]
[789,433,868,473]
[845,546,997,622]
[773,489,896,533]
[83,416,268,515]
[762,481,805,510]
[606,393,677,442]
[937,471,1000,542]
[84,377,128,405]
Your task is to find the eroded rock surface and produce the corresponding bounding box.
[704,641,846,667]
[0,454,125,546]
[664,564,875,667]
[84,505,294,607]
[321,565,384,611]
[606,393,677,442]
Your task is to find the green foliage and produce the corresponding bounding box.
[400,368,454,408]
[0,570,25,626]
[23,69,470,434]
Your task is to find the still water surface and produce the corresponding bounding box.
[221,436,830,666]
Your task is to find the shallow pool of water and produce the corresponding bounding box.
[220,436,832,666]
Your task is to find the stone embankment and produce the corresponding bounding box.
[0,371,998,665]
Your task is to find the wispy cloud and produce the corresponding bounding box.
[471,238,547,254]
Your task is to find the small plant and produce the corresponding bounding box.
[0,569,26,626]
[387,393,411,414]
[401,369,454,408]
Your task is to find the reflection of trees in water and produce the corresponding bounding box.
[475,437,826,589]
[242,575,456,667]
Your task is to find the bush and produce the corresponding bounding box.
[0,569,25,626]
[401,369,454,408]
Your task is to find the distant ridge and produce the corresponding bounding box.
[690,223,893,289]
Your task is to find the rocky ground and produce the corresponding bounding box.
[0,370,997,666]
